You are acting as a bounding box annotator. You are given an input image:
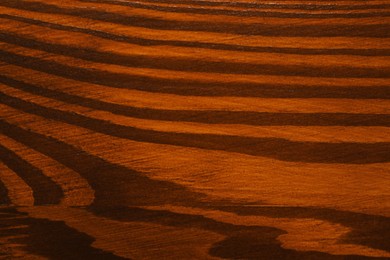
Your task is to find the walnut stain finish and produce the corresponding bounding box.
[0,0,389,259]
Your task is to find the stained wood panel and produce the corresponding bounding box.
[0,0,389,259]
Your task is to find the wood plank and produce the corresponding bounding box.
[0,0,389,258]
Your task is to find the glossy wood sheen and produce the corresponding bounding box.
[0,0,389,259]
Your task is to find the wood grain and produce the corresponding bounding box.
[0,0,389,259]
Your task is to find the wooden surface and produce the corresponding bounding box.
[0,0,389,259]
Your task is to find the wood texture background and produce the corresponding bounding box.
[0,0,389,259]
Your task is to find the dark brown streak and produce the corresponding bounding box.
[0,144,63,205]
[0,119,209,208]
[0,1,389,37]
[1,49,390,101]
[1,92,390,164]
[0,34,389,79]
[2,14,389,57]
[1,67,389,100]
[92,207,385,260]
[0,207,126,259]
[79,0,390,18]
[112,0,390,11]
[0,180,10,204]
[1,75,390,128]
[1,121,388,257]
[216,206,390,253]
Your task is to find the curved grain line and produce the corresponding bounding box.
[0,119,209,209]
[0,73,390,119]
[2,39,390,79]
[1,106,389,217]
[1,13,388,57]
[0,134,94,207]
[0,185,10,204]
[0,162,34,206]
[1,49,390,104]
[0,144,63,205]
[0,207,125,259]
[145,205,390,258]
[1,63,389,99]
[2,43,389,89]
[21,206,222,259]
[0,166,12,205]
[1,0,389,257]
[1,30,388,72]
[115,2,390,15]
[119,0,390,10]
[1,1,389,37]
[25,0,390,21]
[77,0,390,19]
[1,9,388,51]
[1,93,390,164]
[2,77,390,143]
[1,77,390,126]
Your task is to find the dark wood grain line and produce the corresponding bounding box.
[0,119,208,208]
[79,0,390,18]
[1,123,389,256]
[0,179,10,204]
[1,35,389,79]
[0,0,389,258]
[0,144,63,205]
[1,76,389,127]
[1,1,390,37]
[1,69,389,100]
[2,93,390,164]
[216,205,390,253]
[115,0,390,10]
[1,52,389,104]
[91,206,386,260]
[0,207,125,259]
[3,14,388,57]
